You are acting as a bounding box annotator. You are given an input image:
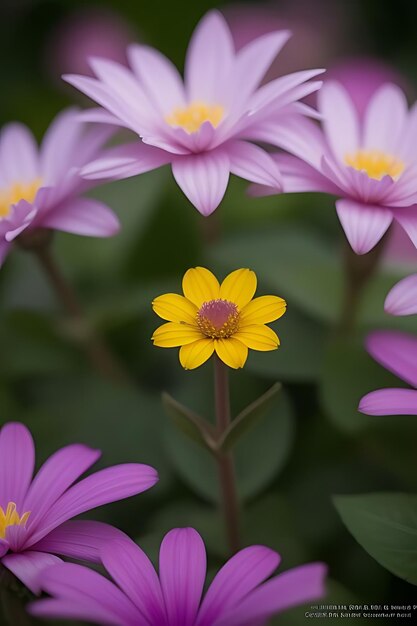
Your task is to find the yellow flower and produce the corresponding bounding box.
[152,267,286,370]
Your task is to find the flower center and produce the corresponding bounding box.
[0,179,41,219]
[165,101,224,134]
[0,502,30,540]
[344,150,404,180]
[197,299,239,339]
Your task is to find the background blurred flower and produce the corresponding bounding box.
[31,527,327,625]
[64,10,324,215]
[0,422,158,593]
[251,81,417,255]
[152,267,286,370]
[359,331,417,416]
[0,108,119,265]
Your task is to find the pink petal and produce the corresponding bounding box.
[28,464,158,545]
[0,123,39,185]
[363,84,408,153]
[271,154,340,194]
[359,388,417,416]
[2,551,62,594]
[394,207,417,248]
[81,142,171,180]
[40,108,84,185]
[101,536,166,625]
[23,444,100,537]
[30,562,140,625]
[197,545,280,626]
[128,45,186,116]
[336,198,393,255]
[160,528,207,626]
[0,422,35,510]
[249,69,325,115]
[172,150,230,215]
[77,107,125,126]
[227,140,282,190]
[398,102,417,162]
[32,520,126,563]
[318,81,360,163]
[385,274,417,316]
[41,197,120,237]
[0,539,8,557]
[185,10,234,102]
[214,563,327,626]
[365,329,417,388]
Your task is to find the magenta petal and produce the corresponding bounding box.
[30,562,140,626]
[77,108,125,126]
[336,199,393,255]
[385,274,417,316]
[318,81,360,163]
[0,422,35,510]
[41,198,120,237]
[40,108,84,185]
[2,551,62,595]
[393,207,417,249]
[270,154,339,194]
[197,545,280,626]
[172,151,230,216]
[365,330,417,388]
[0,123,39,185]
[28,464,158,545]
[101,537,166,624]
[81,142,171,180]
[160,528,207,626]
[32,520,126,563]
[227,140,282,190]
[185,10,234,102]
[0,539,9,557]
[214,563,327,626]
[359,388,417,416]
[363,84,407,153]
[23,443,100,536]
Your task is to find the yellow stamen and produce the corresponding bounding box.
[0,502,30,540]
[345,150,404,181]
[0,178,42,219]
[165,101,224,134]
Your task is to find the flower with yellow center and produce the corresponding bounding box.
[152,267,286,370]
[0,502,30,540]
[344,149,404,181]
[0,179,41,219]
[165,102,224,134]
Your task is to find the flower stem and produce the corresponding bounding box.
[33,239,131,385]
[213,355,241,554]
[338,235,388,335]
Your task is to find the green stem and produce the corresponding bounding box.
[33,241,131,385]
[214,355,241,554]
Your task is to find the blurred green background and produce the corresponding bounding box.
[1,1,417,624]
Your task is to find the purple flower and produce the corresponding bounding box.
[0,422,158,594]
[251,81,417,255]
[385,273,417,316]
[0,108,119,266]
[31,528,326,625]
[64,10,324,216]
[359,331,417,416]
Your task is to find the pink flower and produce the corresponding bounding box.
[31,528,327,625]
[385,273,417,316]
[0,422,158,594]
[359,331,417,416]
[251,81,417,255]
[0,108,119,266]
[64,10,324,216]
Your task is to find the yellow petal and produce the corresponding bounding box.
[152,293,198,324]
[180,338,215,370]
[182,267,220,307]
[219,269,257,310]
[152,322,203,347]
[240,295,286,325]
[234,324,280,351]
[214,337,248,369]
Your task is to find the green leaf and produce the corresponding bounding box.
[334,493,417,585]
[218,382,282,452]
[162,392,216,451]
